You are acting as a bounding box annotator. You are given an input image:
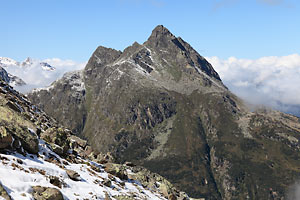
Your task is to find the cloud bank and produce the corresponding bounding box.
[206,54,300,116]
[5,58,86,93]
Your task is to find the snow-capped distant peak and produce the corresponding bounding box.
[40,62,56,71]
[0,57,56,92]
[0,56,85,94]
[21,57,33,66]
[0,57,19,67]
[0,57,55,71]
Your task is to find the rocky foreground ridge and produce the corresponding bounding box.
[0,66,25,87]
[0,79,192,200]
[29,25,300,199]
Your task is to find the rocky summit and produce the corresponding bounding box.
[29,25,300,199]
[0,78,190,199]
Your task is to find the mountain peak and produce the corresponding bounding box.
[150,25,174,37]
[146,25,176,45]
[0,57,19,66]
[22,57,33,66]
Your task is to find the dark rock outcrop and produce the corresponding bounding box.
[0,66,26,86]
[0,67,10,83]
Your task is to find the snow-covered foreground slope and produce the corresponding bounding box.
[0,78,190,200]
[0,140,168,200]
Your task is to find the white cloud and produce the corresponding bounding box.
[206,54,300,116]
[5,58,86,93]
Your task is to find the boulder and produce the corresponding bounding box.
[168,193,177,200]
[12,126,38,154]
[49,176,63,188]
[103,179,112,187]
[41,127,70,156]
[113,195,135,200]
[66,169,80,181]
[0,182,12,200]
[31,186,64,200]
[94,152,115,164]
[6,101,22,113]
[124,161,135,167]
[160,182,171,197]
[70,135,87,148]
[104,163,128,180]
[0,126,13,149]
[83,145,93,158]
[104,191,112,200]
[189,198,205,200]
[130,166,184,198]
[50,144,64,156]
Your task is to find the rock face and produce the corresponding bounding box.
[0,67,10,83]
[0,66,25,87]
[28,25,300,199]
[30,70,86,135]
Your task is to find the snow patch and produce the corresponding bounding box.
[32,84,55,93]
[194,66,224,89]
[94,54,102,64]
[0,139,167,200]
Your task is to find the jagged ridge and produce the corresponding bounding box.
[28,25,300,199]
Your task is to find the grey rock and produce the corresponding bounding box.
[12,126,39,154]
[104,163,128,180]
[31,186,64,200]
[0,182,12,200]
[66,169,80,181]
[103,179,112,187]
[0,126,13,149]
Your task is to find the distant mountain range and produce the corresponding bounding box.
[0,57,55,71]
[0,57,56,92]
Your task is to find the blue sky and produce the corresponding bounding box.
[1,0,299,62]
